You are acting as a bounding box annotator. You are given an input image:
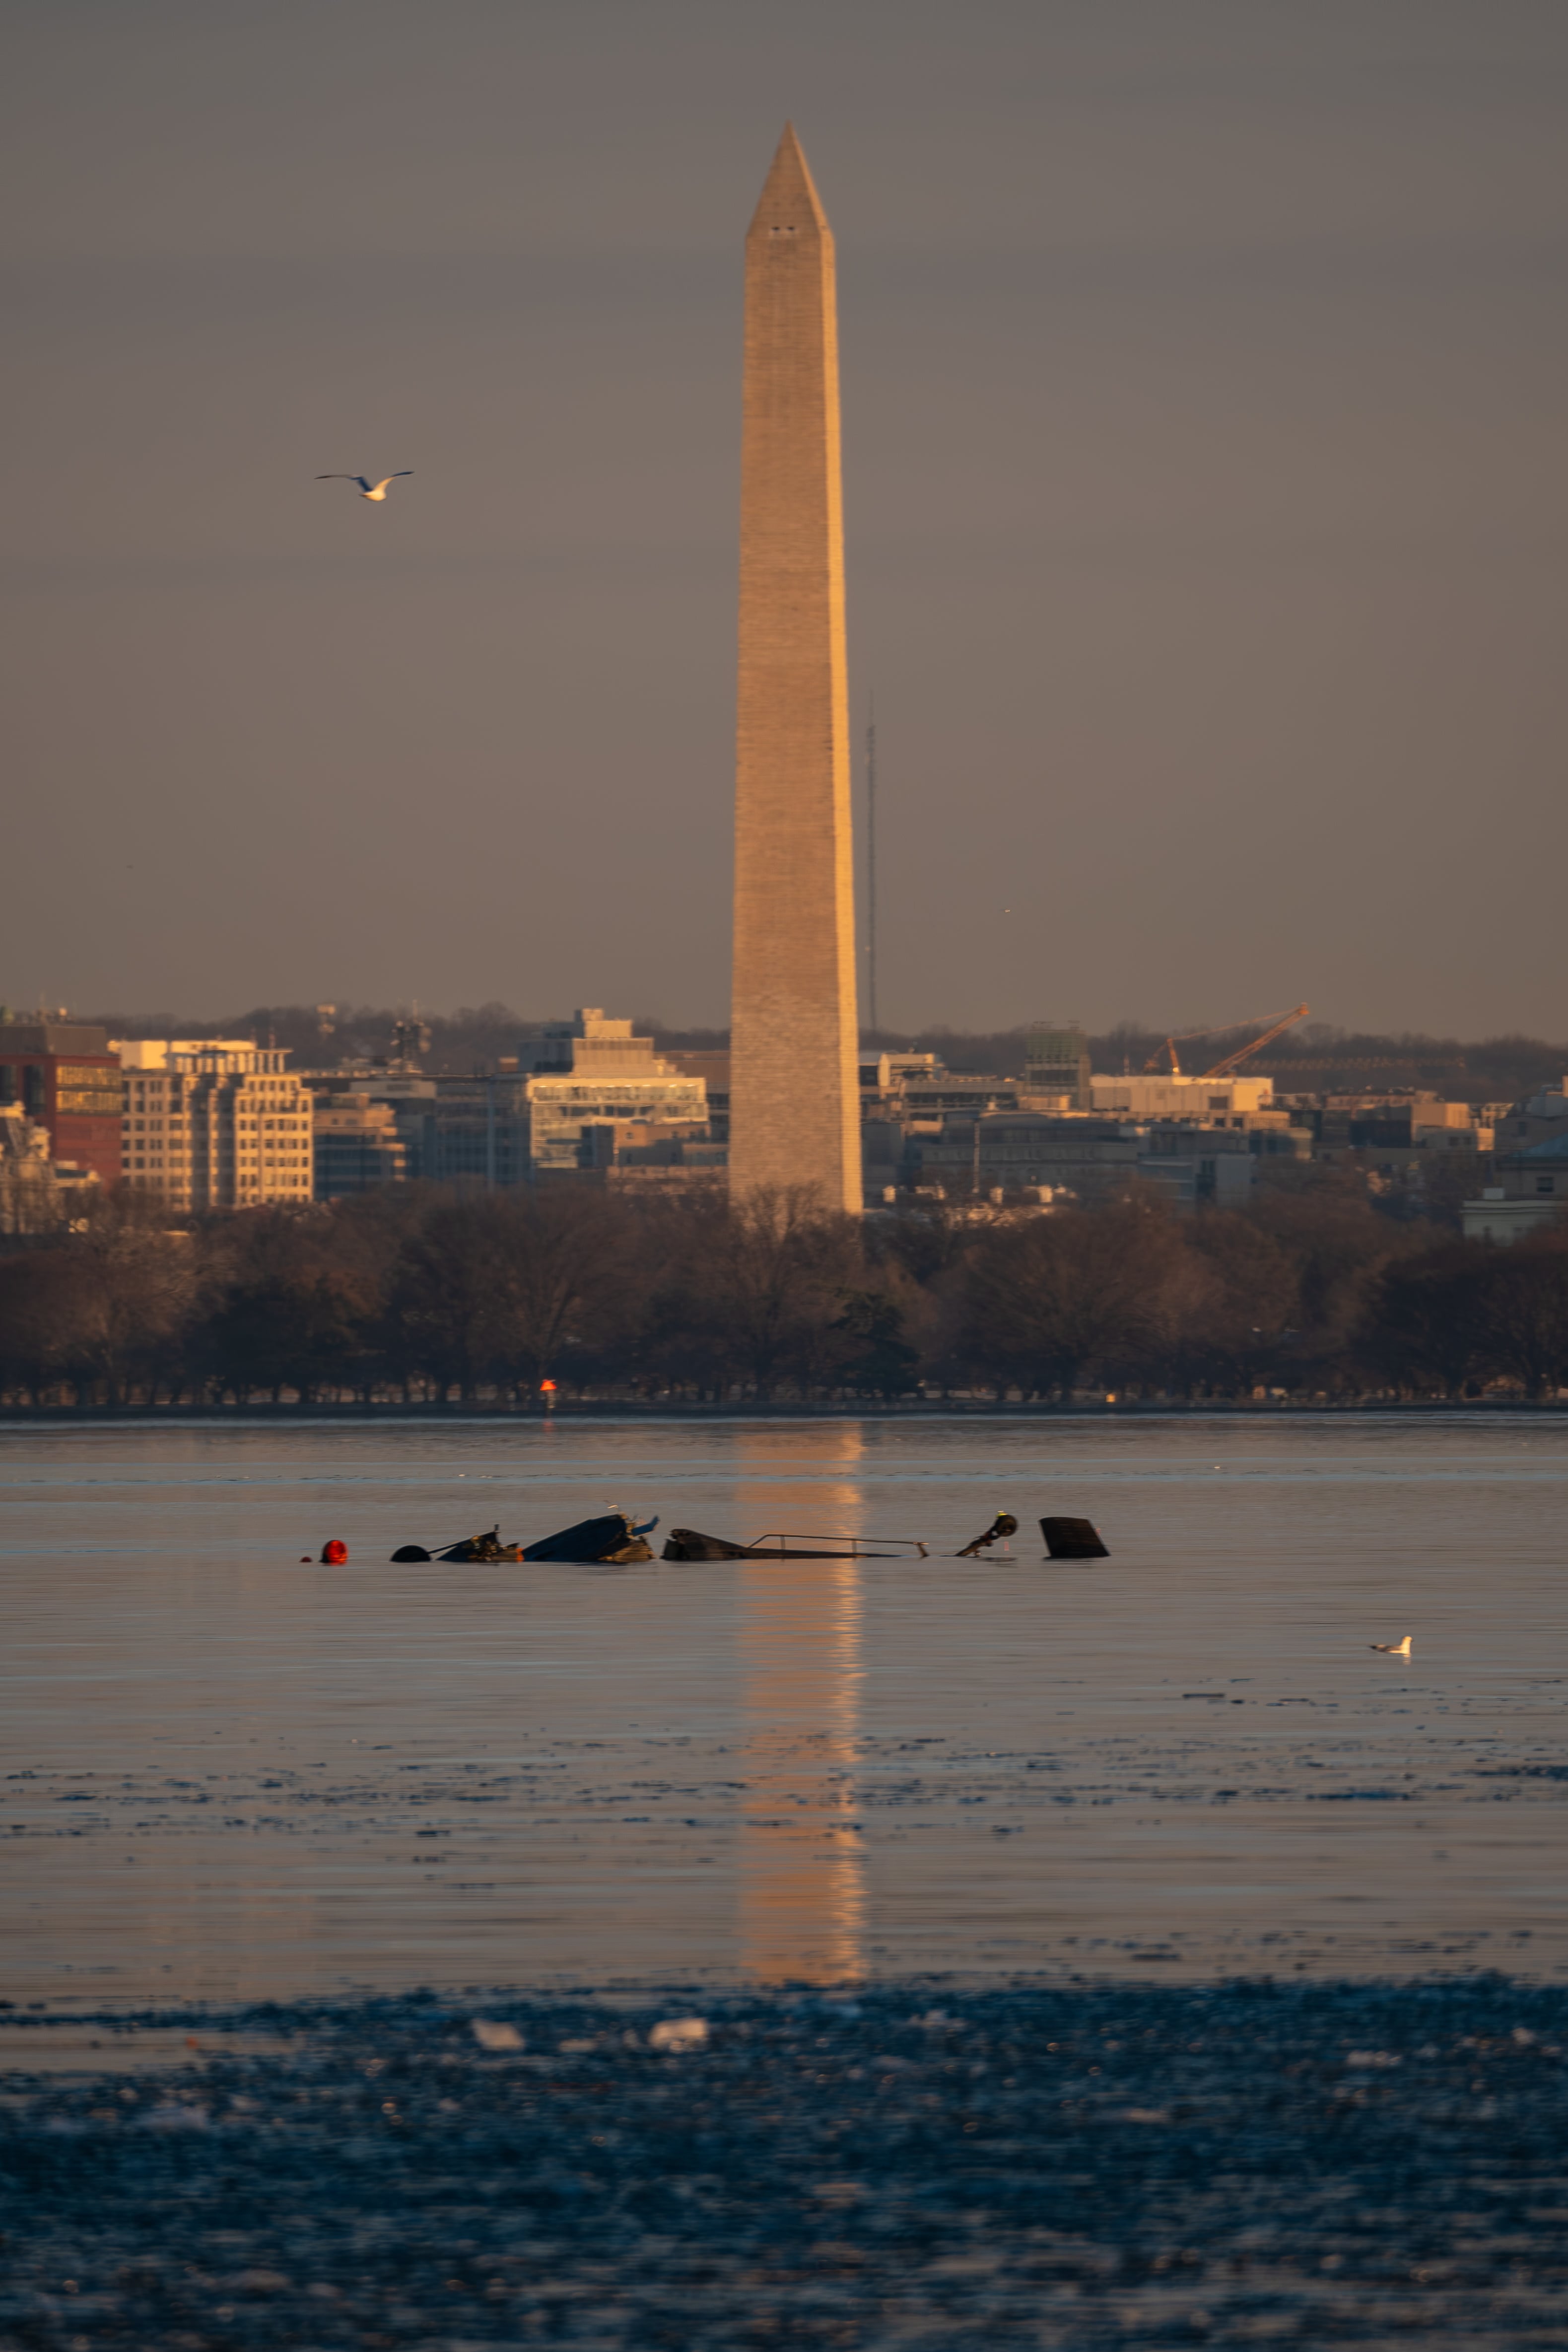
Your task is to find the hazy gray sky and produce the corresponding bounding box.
[3,0,1565,1037]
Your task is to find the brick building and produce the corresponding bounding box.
[0,1023,123,1186]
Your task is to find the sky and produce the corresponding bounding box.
[3,0,1565,1038]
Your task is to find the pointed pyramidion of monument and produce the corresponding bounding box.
[730,125,863,1218]
[747,117,831,238]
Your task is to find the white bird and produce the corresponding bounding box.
[1370,1634,1413,1657]
[317,472,413,502]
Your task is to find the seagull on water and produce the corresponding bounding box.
[317,472,413,502]
[1370,1634,1413,1657]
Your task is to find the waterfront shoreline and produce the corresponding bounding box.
[3,1397,1567,1425]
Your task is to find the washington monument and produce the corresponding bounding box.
[729,124,863,1217]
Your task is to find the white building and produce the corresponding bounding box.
[1492,1081,1568,1155]
[1462,1131,1568,1246]
[316,1012,710,1189]
[0,1107,99,1233]
[509,1009,707,1176]
[1461,1193,1562,1245]
[1089,1073,1275,1123]
[116,1040,313,1210]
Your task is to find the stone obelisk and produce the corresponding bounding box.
[729,124,862,1216]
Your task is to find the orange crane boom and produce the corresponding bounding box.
[1202,1003,1310,1079]
[1144,1004,1310,1079]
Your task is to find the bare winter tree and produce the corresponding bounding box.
[954,1194,1186,1401]
[1477,1234,1568,1399]
[659,1185,861,1399]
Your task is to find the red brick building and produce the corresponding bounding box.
[0,1024,123,1186]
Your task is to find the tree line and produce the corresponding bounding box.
[3,1173,1568,1409]
[90,999,1568,1102]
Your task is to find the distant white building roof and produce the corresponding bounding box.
[116,1038,290,1074]
[1089,1072,1274,1119]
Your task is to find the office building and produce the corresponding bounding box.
[117,1040,313,1210]
[0,1022,122,1186]
[312,1011,709,1190]
[907,1114,1255,1209]
[1478,1080,1568,1157]
[341,1073,437,1182]
[1318,1092,1490,1155]
[424,1073,533,1188]
[313,1099,408,1199]
[1089,1073,1276,1123]
[664,1050,731,1144]
[581,1122,726,1184]
[510,1010,707,1176]
[1024,1023,1091,1109]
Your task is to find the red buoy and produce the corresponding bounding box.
[320,1540,348,1565]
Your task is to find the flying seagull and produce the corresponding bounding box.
[317,473,413,502]
[1369,1634,1413,1657]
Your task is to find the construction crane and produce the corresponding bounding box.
[1144,1003,1310,1079]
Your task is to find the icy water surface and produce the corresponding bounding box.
[1,1415,1565,2006]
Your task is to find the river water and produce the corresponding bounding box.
[1,1415,1564,2009]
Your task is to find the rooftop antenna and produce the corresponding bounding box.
[865,693,878,1038]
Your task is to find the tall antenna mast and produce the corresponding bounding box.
[865,694,878,1038]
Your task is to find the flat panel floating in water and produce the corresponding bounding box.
[1040,1516,1109,1560]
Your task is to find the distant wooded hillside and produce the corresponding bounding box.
[88,1004,1568,1105]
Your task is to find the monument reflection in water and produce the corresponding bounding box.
[735,1424,866,1984]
